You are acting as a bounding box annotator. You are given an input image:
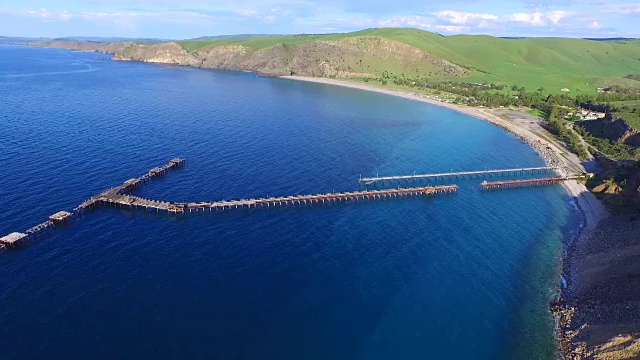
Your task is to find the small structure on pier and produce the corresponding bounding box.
[169,158,185,167]
[0,232,28,248]
[123,178,142,190]
[49,211,72,225]
[148,167,164,177]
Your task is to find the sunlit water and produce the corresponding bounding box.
[0,46,581,359]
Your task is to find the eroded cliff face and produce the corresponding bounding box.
[41,37,468,79]
[602,116,640,147]
[113,42,196,65]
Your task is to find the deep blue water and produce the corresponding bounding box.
[0,46,579,359]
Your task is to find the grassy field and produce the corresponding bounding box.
[176,28,640,94]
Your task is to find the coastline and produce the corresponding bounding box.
[24,41,634,359]
[282,75,611,359]
[282,76,609,227]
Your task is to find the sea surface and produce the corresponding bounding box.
[0,45,581,359]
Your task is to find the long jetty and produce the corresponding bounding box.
[1,158,585,252]
[1,158,458,250]
[480,176,583,190]
[359,166,558,184]
[101,185,459,213]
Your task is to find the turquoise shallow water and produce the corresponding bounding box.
[0,46,579,359]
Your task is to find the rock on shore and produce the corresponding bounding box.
[559,215,640,359]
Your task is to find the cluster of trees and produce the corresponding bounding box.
[598,85,640,95]
[546,106,591,159]
[574,126,636,160]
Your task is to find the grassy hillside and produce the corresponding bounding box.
[176,28,640,94]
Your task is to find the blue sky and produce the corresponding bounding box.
[1,0,639,39]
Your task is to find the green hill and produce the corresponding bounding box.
[176,28,640,94]
[34,28,640,95]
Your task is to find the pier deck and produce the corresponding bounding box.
[99,185,459,213]
[1,158,460,250]
[481,176,582,190]
[0,232,28,248]
[1,158,185,250]
[2,157,581,252]
[359,166,558,184]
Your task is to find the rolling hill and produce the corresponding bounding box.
[32,28,640,94]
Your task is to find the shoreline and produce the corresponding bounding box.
[281,77,608,225]
[282,75,611,358]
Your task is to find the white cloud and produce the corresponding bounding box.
[235,9,258,17]
[432,9,571,28]
[508,12,546,26]
[270,7,294,17]
[433,10,498,25]
[434,25,471,33]
[24,8,73,21]
[330,15,433,30]
[546,10,571,24]
[589,20,601,29]
[233,6,294,22]
[601,3,640,14]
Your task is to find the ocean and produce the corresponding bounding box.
[0,45,581,359]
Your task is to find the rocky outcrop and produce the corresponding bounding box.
[33,37,468,79]
[114,42,196,65]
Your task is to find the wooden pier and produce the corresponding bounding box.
[98,185,459,213]
[1,157,460,251]
[0,158,186,250]
[1,156,585,252]
[480,176,582,190]
[359,166,558,184]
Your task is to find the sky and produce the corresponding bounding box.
[1,0,639,39]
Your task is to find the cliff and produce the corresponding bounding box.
[36,38,467,79]
[604,116,640,147]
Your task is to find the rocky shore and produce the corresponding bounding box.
[556,215,640,359]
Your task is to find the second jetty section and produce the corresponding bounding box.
[359,166,558,184]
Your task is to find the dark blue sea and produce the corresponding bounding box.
[0,46,581,359]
